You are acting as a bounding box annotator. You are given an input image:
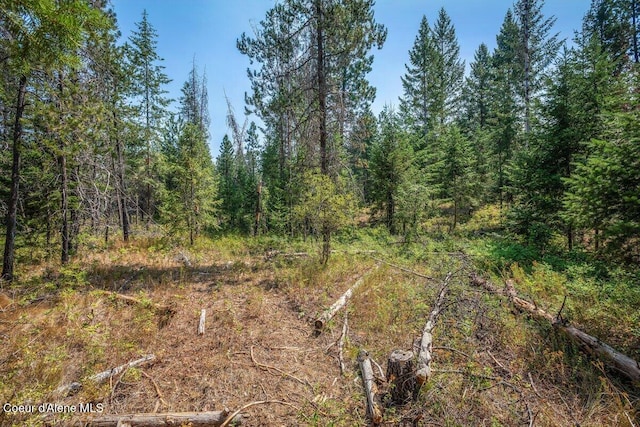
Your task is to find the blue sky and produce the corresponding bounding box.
[110,0,590,157]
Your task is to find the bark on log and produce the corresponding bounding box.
[198,309,206,335]
[55,354,156,396]
[65,410,244,426]
[358,349,383,425]
[386,350,416,405]
[314,267,377,333]
[469,272,640,385]
[416,272,452,386]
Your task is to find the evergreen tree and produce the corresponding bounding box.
[0,0,106,280]
[430,8,465,126]
[399,16,436,143]
[126,10,171,225]
[508,50,582,248]
[563,104,640,258]
[428,125,476,230]
[513,0,561,135]
[239,0,386,258]
[174,123,217,244]
[461,43,494,200]
[369,106,413,234]
[462,43,493,131]
[217,135,240,229]
[490,10,521,210]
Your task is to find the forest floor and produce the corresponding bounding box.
[1,207,639,426]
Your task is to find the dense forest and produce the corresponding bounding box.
[2,0,639,271]
[1,0,639,426]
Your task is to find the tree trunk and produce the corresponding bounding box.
[358,349,383,425]
[63,411,244,427]
[189,177,194,245]
[2,74,27,282]
[254,181,262,236]
[197,309,206,335]
[60,149,70,264]
[315,0,327,176]
[59,75,70,265]
[113,111,129,241]
[386,350,416,405]
[55,354,156,396]
[314,267,376,333]
[469,273,640,385]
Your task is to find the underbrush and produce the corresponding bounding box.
[0,211,638,426]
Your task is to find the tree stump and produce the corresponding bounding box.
[386,350,416,405]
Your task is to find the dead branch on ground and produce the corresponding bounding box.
[314,266,378,333]
[55,354,156,397]
[416,272,452,386]
[469,272,640,385]
[358,349,383,425]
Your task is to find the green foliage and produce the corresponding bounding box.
[125,9,172,222]
[368,106,414,234]
[428,125,477,229]
[293,171,356,261]
[400,9,464,139]
[159,122,217,243]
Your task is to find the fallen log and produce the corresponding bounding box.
[55,354,156,396]
[386,350,416,405]
[469,272,640,385]
[64,410,244,426]
[358,349,383,425]
[314,266,377,333]
[198,309,206,335]
[416,272,452,386]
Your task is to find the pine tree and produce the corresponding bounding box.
[126,10,171,225]
[239,0,386,258]
[217,135,239,229]
[174,123,217,244]
[431,8,465,126]
[490,10,521,210]
[513,0,561,135]
[461,43,494,201]
[400,16,436,143]
[462,43,493,131]
[428,125,476,230]
[508,50,583,249]
[369,106,413,234]
[1,0,106,280]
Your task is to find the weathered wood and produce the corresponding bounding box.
[358,349,383,425]
[386,350,416,405]
[314,267,377,333]
[338,311,348,375]
[65,410,243,426]
[198,309,206,335]
[416,272,452,386]
[55,354,156,396]
[469,272,640,385]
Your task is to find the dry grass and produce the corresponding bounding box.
[0,234,638,426]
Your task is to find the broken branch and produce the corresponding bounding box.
[358,349,383,425]
[416,272,452,386]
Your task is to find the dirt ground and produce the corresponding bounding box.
[0,253,370,426]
